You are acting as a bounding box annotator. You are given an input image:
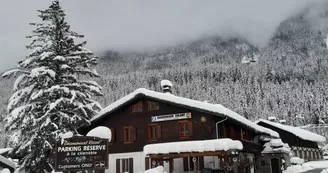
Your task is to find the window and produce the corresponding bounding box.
[148,124,161,141]
[116,158,133,173]
[123,126,136,143]
[183,156,204,171]
[147,101,159,111]
[131,101,143,112]
[109,128,115,144]
[178,120,192,138]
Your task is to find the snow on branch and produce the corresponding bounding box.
[2,69,29,78]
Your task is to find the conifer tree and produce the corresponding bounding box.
[2,1,102,171]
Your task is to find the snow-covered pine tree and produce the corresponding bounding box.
[2,0,102,172]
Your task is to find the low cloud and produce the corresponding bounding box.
[0,0,326,71]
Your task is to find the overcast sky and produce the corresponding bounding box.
[0,0,325,72]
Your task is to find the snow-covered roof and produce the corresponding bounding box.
[91,88,279,137]
[256,119,326,143]
[0,148,12,155]
[0,155,16,170]
[143,138,243,155]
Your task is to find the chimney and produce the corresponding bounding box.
[279,119,286,124]
[160,80,173,94]
[268,116,277,122]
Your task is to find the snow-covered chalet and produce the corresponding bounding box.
[79,83,286,173]
[256,119,326,162]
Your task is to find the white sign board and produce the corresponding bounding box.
[151,112,192,122]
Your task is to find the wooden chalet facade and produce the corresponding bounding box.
[79,88,282,173]
[256,119,326,162]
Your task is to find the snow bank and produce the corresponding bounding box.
[86,126,112,141]
[321,168,328,173]
[283,165,310,173]
[303,160,328,169]
[93,88,279,138]
[290,157,304,165]
[257,119,326,143]
[283,160,328,173]
[144,138,242,155]
[143,166,164,173]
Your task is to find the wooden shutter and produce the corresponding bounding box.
[169,159,174,171]
[183,157,189,171]
[177,122,181,137]
[188,121,193,137]
[147,125,151,140]
[122,159,126,172]
[129,158,134,173]
[199,156,204,170]
[145,157,150,170]
[157,124,162,139]
[110,128,115,143]
[132,127,137,141]
[223,123,227,137]
[116,159,120,173]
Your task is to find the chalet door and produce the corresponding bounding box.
[270,158,280,173]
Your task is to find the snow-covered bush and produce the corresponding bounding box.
[143,166,164,173]
[290,157,305,165]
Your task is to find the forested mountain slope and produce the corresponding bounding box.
[1,9,328,131]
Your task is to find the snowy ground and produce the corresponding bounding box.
[321,168,328,173]
[283,160,328,173]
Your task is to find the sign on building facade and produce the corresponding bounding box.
[54,136,108,171]
[151,112,192,122]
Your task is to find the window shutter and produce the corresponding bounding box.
[183,157,189,171]
[147,125,151,140]
[199,156,204,170]
[122,128,126,142]
[188,121,193,137]
[157,125,162,139]
[169,159,174,171]
[178,123,181,137]
[132,127,137,141]
[145,157,150,170]
[129,158,134,173]
[223,123,227,137]
[116,159,120,173]
[122,159,126,172]
[110,128,115,143]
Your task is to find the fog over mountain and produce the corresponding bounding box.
[0,0,326,72]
